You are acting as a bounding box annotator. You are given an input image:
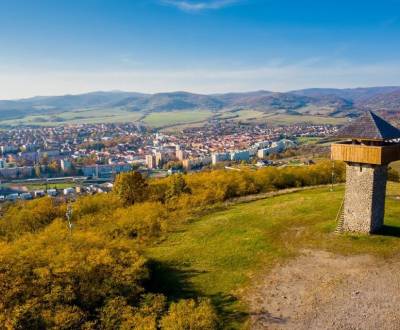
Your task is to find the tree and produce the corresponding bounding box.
[113,171,149,205]
[48,160,60,174]
[166,174,191,200]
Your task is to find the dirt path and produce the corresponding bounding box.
[247,250,400,330]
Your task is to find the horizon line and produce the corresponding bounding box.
[4,85,400,101]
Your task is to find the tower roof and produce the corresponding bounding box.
[336,111,400,141]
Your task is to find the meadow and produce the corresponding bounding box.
[147,183,400,328]
[142,110,213,127]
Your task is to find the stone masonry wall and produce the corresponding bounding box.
[343,163,387,233]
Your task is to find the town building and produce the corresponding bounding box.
[211,152,230,165]
[257,148,269,159]
[80,164,132,178]
[1,145,19,154]
[146,154,157,169]
[176,149,186,161]
[155,151,164,168]
[61,159,72,172]
[230,150,250,162]
[183,156,212,170]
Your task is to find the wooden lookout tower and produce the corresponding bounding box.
[331,111,400,233]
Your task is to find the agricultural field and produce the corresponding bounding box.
[0,105,350,129]
[141,110,213,127]
[147,183,400,328]
[0,107,144,127]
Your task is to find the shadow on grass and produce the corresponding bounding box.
[376,225,400,238]
[145,259,200,299]
[210,293,248,327]
[145,260,248,326]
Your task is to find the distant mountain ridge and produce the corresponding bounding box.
[1,87,400,121]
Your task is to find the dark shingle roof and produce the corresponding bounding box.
[336,111,400,140]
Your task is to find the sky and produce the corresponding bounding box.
[1,0,400,99]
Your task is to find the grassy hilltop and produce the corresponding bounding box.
[147,183,400,328]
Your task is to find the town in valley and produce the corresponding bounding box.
[0,120,336,201]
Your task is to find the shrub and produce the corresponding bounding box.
[0,197,63,241]
[0,221,148,329]
[160,299,218,330]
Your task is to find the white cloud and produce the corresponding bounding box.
[161,0,240,11]
[1,60,400,99]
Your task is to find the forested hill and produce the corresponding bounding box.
[1,86,400,121]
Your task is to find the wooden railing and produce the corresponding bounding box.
[331,143,400,165]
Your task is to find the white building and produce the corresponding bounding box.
[61,159,72,172]
[63,187,75,196]
[211,152,230,165]
[47,189,58,197]
[230,150,250,162]
[34,190,46,198]
[257,148,269,159]
[20,193,33,200]
[183,156,212,170]
[254,140,270,149]
[146,154,156,169]
[1,145,19,154]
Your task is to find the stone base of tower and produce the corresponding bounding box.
[342,163,387,234]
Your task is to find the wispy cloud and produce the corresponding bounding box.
[2,60,400,99]
[161,0,240,11]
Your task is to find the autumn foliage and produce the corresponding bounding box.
[0,160,344,329]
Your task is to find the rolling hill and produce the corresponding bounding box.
[1,86,400,127]
[359,89,400,112]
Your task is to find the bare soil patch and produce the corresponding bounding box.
[247,250,400,329]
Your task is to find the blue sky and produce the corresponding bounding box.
[1,0,400,98]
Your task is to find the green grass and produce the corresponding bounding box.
[146,183,400,328]
[233,110,266,121]
[390,160,400,174]
[142,110,212,127]
[296,136,323,145]
[23,183,77,190]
